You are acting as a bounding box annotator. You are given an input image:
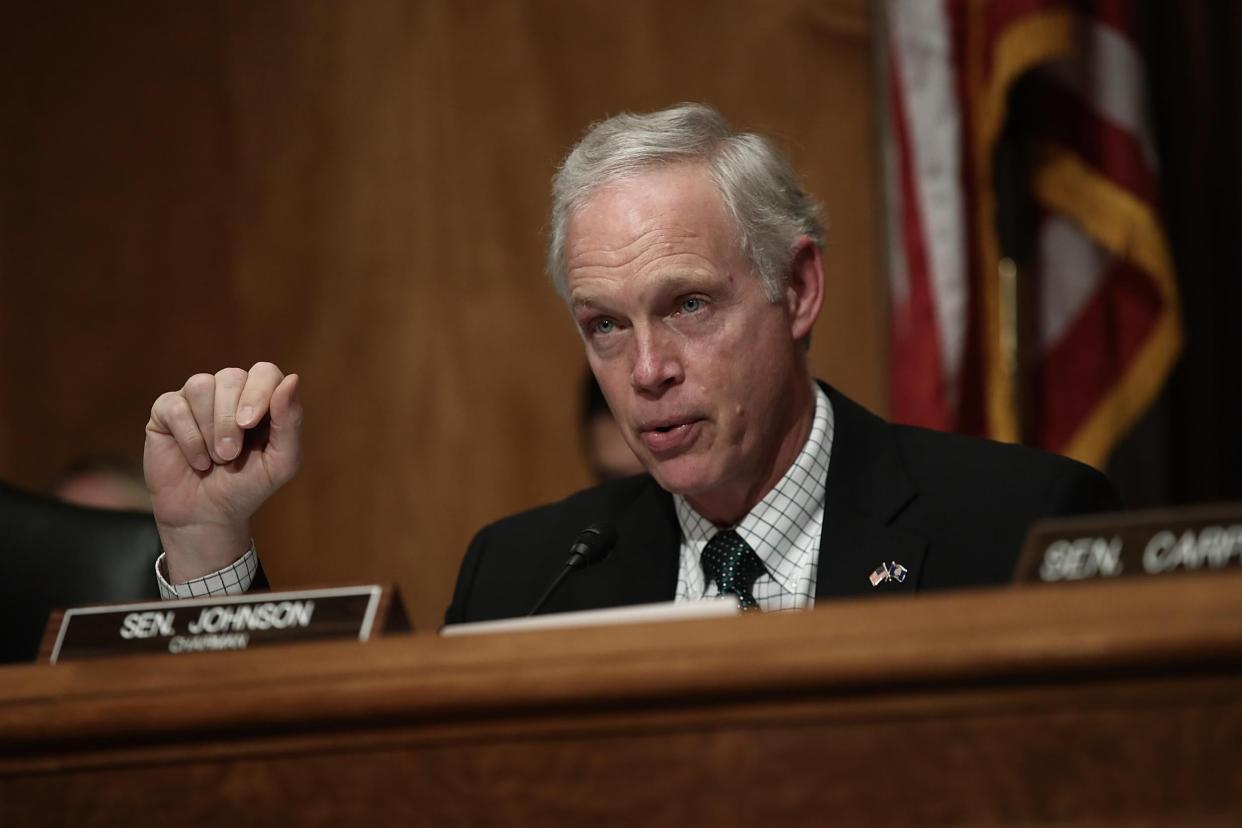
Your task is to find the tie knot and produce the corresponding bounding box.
[700,529,766,611]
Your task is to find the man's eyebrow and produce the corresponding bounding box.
[570,295,607,312]
[635,272,726,303]
[654,272,718,293]
[571,271,725,310]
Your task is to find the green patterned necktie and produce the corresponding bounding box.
[701,529,766,612]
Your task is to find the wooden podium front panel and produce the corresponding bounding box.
[2,575,1241,826]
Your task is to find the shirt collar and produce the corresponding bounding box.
[674,384,834,593]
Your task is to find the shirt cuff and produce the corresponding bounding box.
[156,543,258,600]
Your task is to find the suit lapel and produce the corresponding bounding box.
[566,477,681,611]
[816,385,928,599]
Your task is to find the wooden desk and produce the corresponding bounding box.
[3,574,1241,825]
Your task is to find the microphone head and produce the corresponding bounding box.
[570,522,618,566]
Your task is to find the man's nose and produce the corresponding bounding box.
[630,325,684,396]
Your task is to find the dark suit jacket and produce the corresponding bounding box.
[444,385,1120,625]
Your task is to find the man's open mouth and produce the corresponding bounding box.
[638,418,702,452]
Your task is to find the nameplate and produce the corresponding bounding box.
[41,584,410,664]
[441,597,740,637]
[1015,502,1242,585]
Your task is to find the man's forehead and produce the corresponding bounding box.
[571,163,725,228]
[567,167,736,257]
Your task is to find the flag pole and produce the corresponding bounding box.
[997,257,1022,443]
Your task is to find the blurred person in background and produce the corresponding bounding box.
[52,456,151,512]
[581,368,645,482]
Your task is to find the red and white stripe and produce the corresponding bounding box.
[887,0,967,432]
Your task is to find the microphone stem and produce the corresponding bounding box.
[529,561,576,618]
[527,561,576,616]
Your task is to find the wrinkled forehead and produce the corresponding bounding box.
[564,163,740,257]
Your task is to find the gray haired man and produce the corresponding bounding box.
[146,103,1117,615]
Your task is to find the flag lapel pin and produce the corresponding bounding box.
[869,561,909,587]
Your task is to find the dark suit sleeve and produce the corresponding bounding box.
[444,523,492,625]
[1046,461,1123,517]
[252,560,270,591]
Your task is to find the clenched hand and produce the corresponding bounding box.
[144,362,303,582]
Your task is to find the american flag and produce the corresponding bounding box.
[886,0,1180,468]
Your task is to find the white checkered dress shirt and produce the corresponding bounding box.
[155,543,257,600]
[674,384,834,612]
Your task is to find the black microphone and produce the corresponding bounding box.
[527,523,618,616]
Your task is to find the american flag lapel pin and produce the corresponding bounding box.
[869,561,908,587]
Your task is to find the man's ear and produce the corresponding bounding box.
[785,236,825,342]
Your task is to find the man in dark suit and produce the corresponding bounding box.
[445,384,1117,623]
[146,103,1116,614]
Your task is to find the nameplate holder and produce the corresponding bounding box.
[39,584,410,664]
[1015,501,1242,585]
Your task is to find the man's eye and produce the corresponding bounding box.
[680,297,705,314]
[593,318,616,335]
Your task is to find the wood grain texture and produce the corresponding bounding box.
[2,575,1240,825]
[0,0,885,631]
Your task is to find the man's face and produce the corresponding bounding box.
[564,162,813,521]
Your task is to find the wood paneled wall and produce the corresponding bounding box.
[0,0,887,630]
